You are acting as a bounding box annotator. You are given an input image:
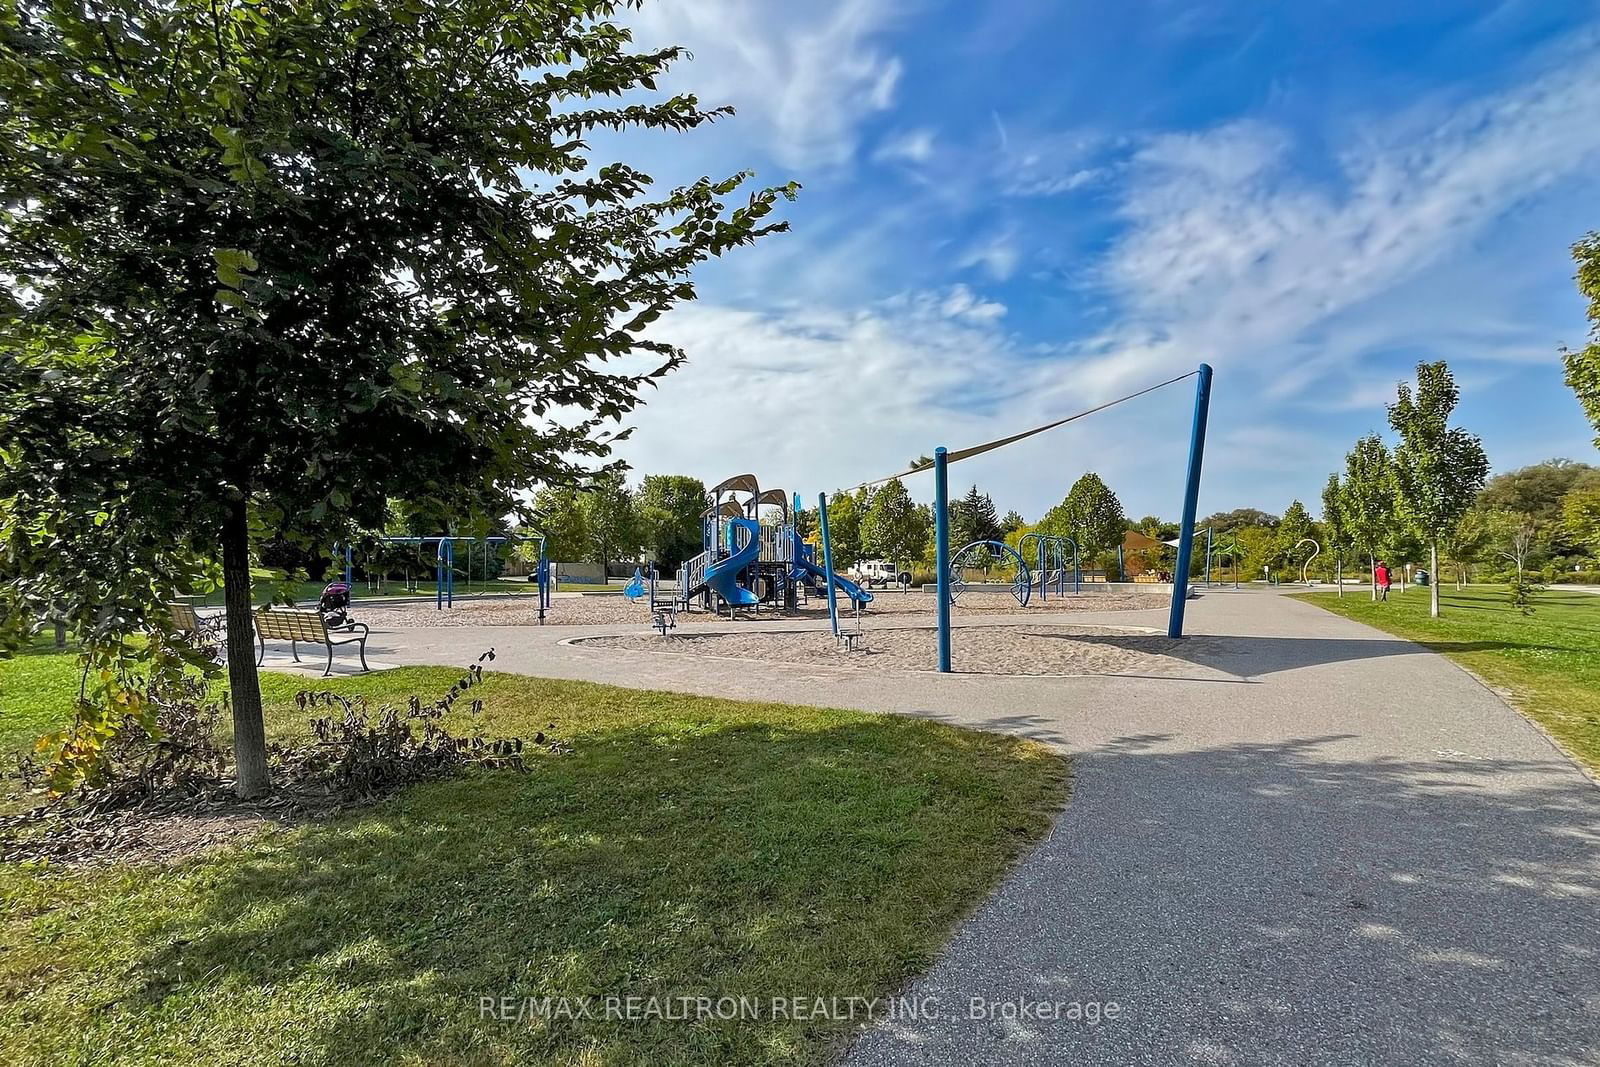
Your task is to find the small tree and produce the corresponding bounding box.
[1341,435,1398,601]
[1275,500,1315,580]
[1561,232,1600,449]
[1387,361,1489,617]
[1441,508,1492,589]
[1493,511,1542,613]
[1321,474,1352,596]
[863,478,928,572]
[0,0,793,796]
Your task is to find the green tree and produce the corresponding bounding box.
[1387,361,1490,617]
[999,510,1026,538]
[1441,508,1492,588]
[1321,475,1352,596]
[1562,231,1600,449]
[1341,435,1398,600]
[951,485,1003,546]
[580,472,640,577]
[822,489,866,570]
[0,0,793,796]
[863,478,929,571]
[637,475,708,573]
[1041,473,1126,557]
[1563,486,1600,563]
[1274,500,1315,579]
[532,487,590,564]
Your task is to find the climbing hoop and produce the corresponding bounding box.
[948,540,1032,606]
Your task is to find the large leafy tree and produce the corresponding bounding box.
[862,477,928,571]
[1341,435,1397,601]
[637,474,707,573]
[822,488,867,571]
[1387,361,1489,617]
[1564,486,1600,563]
[0,0,794,795]
[579,471,640,577]
[1041,473,1126,557]
[1562,231,1600,448]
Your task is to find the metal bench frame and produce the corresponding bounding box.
[255,608,370,676]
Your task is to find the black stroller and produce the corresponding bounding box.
[318,581,355,629]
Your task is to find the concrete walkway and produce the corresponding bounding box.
[358,592,1599,1065]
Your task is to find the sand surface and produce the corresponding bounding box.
[572,624,1241,677]
[355,589,1167,628]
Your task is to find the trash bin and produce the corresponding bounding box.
[1415,569,1429,587]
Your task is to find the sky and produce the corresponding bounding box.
[578,0,1600,523]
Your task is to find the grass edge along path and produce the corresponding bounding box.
[0,664,1070,1066]
[1294,586,1600,774]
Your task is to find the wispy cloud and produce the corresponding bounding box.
[627,0,904,169]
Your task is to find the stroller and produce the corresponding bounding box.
[318,581,354,629]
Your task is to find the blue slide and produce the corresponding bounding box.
[704,517,761,608]
[793,554,874,608]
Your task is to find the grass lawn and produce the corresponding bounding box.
[0,654,1067,1066]
[1295,585,1600,771]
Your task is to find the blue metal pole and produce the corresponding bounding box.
[1168,363,1214,638]
[935,447,952,673]
[436,539,445,610]
[1072,538,1080,594]
[1118,544,1125,583]
[818,493,841,637]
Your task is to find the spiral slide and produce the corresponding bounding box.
[703,517,761,607]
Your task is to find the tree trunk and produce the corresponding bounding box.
[1369,553,1377,601]
[53,620,66,649]
[1336,556,1342,598]
[1429,542,1440,618]
[221,496,270,798]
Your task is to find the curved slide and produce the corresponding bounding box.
[704,518,761,608]
[793,555,874,608]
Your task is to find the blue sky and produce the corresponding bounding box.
[588,0,1600,522]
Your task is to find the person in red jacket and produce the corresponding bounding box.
[1375,561,1391,601]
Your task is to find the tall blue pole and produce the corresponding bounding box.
[1168,363,1213,638]
[818,493,841,637]
[935,447,952,673]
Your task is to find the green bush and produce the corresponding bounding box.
[1552,571,1600,584]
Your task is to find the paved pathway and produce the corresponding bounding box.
[354,591,1599,1065]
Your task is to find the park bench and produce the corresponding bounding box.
[255,607,370,676]
[168,601,224,646]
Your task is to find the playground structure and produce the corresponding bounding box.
[949,540,1034,606]
[1019,532,1080,599]
[1295,538,1322,586]
[670,475,873,620]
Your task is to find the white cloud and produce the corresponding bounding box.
[959,230,1021,281]
[873,127,937,164]
[626,0,903,169]
[1093,44,1600,394]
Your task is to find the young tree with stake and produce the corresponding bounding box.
[1341,436,1398,601]
[1387,362,1489,618]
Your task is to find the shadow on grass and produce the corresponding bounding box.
[42,715,1063,1066]
[847,729,1600,1064]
